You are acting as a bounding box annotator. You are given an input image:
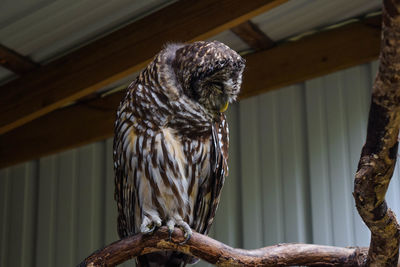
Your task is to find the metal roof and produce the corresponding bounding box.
[0,0,382,85]
[0,0,176,62]
[252,0,381,41]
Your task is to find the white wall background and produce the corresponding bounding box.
[3,60,400,267]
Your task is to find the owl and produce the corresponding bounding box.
[113,41,245,266]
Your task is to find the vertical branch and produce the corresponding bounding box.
[354,0,400,266]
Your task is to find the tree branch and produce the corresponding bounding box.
[353,0,400,266]
[78,227,369,267]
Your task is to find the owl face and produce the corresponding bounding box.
[173,41,245,114]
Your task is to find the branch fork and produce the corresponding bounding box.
[79,227,370,267]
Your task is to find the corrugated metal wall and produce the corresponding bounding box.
[3,60,399,267]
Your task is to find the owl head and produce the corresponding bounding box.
[172,41,245,114]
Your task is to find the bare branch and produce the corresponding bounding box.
[78,227,369,267]
[353,0,400,266]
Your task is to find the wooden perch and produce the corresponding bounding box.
[353,0,400,266]
[78,227,369,267]
[79,0,400,266]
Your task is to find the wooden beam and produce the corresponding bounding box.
[0,92,123,169]
[0,44,38,75]
[231,21,275,50]
[0,15,381,169]
[240,15,381,98]
[0,0,288,135]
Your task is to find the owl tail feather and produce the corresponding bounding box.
[136,251,199,267]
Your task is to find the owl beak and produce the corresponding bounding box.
[220,101,229,112]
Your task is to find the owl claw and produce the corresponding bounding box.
[179,231,191,245]
[165,219,192,244]
[140,217,162,235]
[141,223,157,235]
[177,221,192,245]
[166,220,174,241]
[168,229,173,241]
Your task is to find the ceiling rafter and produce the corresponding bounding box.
[0,15,381,169]
[0,0,288,135]
[0,44,38,75]
[240,15,380,99]
[231,20,275,51]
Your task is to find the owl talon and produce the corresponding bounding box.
[179,231,191,245]
[141,223,156,235]
[168,228,173,241]
[166,219,175,241]
[164,219,192,244]
[140,216,162,235]
[177,221,192,245]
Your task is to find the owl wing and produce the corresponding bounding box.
[193,114,229,235]
[113,98,139,238]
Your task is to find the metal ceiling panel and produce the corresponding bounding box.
[0,0,175,62]
[0,0,383,87]
[208,30,250,53]
[252,0,381,41]
[0,0,54,29]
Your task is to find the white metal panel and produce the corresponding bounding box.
[0,0,54,28]
[304,63,378,247]
[240,85,312,246]
[258,90,286,245]
[54,149,78,266]
[306,77,334,245]
[75,143,104,260]
[208,30,250,54]
[16,141,135,267]
[252,0,381,41]
[0,162,37,267]
[36,155,57,267]
[0,168,10,267]
[276,85,311,244]
[319,72,355,246]
[0,0,175,62]
[239,96,264,249]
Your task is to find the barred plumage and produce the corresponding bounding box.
[113,41,245,266]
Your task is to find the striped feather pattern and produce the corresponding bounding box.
[113,41,243,266]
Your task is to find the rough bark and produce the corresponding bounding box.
[78,227,369,267]
[353,0,400,266]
